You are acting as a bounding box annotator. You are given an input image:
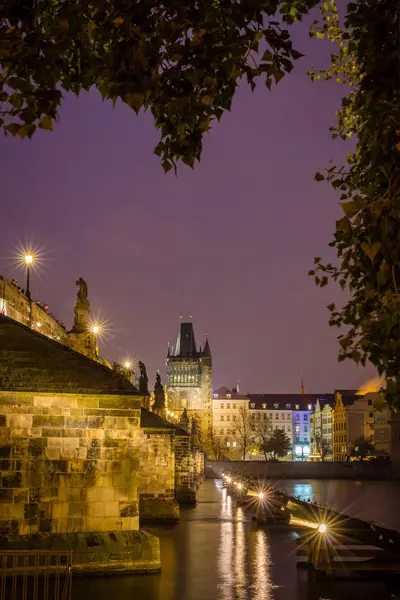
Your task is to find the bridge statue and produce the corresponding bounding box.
[153,371,166,416]
[71,277,90,334]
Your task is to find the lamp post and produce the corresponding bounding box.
[24,254,33,299]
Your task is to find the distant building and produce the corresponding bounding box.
[0,273,66,342]
[247,395,293,458]
[332,392,374,461]
[166,320,212,413]
[212,386,249,455]
[371,392,391,454]
[310,397,334,461]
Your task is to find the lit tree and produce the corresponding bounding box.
[0,0,319,171]
[314,434,330,462]
[233,405,252,461]
[207,427,224,461]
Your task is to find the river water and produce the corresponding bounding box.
[73,479,400,600]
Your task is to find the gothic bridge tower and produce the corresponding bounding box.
[166,319,212,413]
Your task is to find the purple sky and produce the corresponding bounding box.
[0,8,376,393]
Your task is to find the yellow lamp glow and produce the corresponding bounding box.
[318,523,327,534]
[124,361,131,369]
[25,254,33,265]
[36,322,41,328]
[237,483,243,490]
[258,492,265,500]
[92,325,100,335]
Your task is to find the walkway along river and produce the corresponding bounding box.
[73,479,400,600]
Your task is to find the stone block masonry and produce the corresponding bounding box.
[0,392,142,536]
[139,428,179,523]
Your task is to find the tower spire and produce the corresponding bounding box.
[300,373,305,395]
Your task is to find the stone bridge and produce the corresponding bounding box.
[0,315,204,573]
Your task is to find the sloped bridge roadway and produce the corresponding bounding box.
[221,472,400,579]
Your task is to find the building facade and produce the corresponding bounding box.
[332,392,374,461]
[310,398,334,461]
[212,386,249,455]
[166,321,212,413]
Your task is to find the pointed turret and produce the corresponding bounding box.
[300,374,305,395]
[203,337,211,358]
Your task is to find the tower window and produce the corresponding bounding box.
[226,394,231,399]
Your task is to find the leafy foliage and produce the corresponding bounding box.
[309,0,400,405]
[261,427,291,459]
[0,0,318,170]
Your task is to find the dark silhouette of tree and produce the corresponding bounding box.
[261,428,291,460]
[0,0,318,170]
[252,414,273,460]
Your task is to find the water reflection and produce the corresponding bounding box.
[252,530,273,600]
[72,480,397,600]
[291,483,313,502]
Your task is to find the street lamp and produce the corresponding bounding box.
[24,254,33,299]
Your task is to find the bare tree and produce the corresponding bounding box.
[315,434,330,461]
[252,414,273,459]
[233,405,252,461]
[207,427,224,461]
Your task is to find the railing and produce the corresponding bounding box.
[0,550,73,600]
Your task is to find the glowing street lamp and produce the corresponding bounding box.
[318,523,327,534]
[24,253,33,299]
[258,492,265,500]
[124,361,132,369]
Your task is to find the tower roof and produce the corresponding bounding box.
[173,322,198,358]
[203,337,211,357]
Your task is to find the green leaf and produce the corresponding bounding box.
[6,123,21,136]
[339,199,361,219]
[314,172,325,182]
[361,241,381,262]
[336,216,352,233]
[39,116,53,131]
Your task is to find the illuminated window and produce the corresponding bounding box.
[295,405,299,410]
[286,404,291,409]
[251,403,255,408]
[227,404,231,409]
[226,394,231,399]
[295,425,300,433]
[233,442,237,447]
[274,403,278,409]
[226,441,231,447]
[308,404,312,410]
[262,403,266,409]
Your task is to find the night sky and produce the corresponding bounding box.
[0,7,375,393]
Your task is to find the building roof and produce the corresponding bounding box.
[140,408,189,435]
[0,315,139,395]
[213,386,248,400]
[247,394,319,410]
[173,322,198,358]
[140,408,176,429]
[203,337,211,358]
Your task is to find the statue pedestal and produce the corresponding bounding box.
[67,331,97,361]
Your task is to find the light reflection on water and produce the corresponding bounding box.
[72,479,397,600]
